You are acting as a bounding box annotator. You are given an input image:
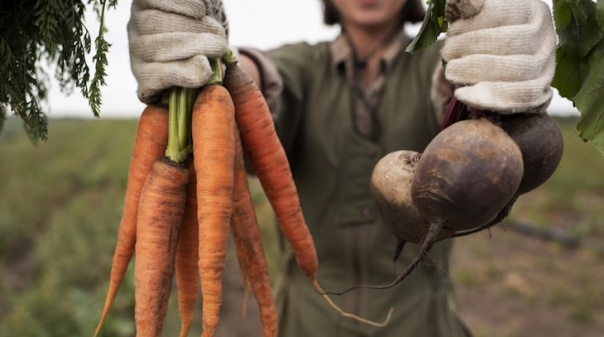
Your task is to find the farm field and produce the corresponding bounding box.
[0,115,602,337]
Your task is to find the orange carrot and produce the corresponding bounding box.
[222,60,317,281]
[230,123,278,337]
[94,105,169,337]
[191,83,236,337]
[175,159,200,337]
[134,158,189,337]
[223,55,391,327]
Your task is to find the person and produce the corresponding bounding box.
[127,0,557,336]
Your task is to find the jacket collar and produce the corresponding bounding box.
[329,29,409,73]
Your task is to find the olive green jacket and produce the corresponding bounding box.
[260,36,469,337]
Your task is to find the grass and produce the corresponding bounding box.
[0,115,602,337]
[0,117,137,337]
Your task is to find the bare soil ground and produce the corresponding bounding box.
[453,223,604,337]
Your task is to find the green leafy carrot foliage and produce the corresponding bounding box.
[0,0,117,142]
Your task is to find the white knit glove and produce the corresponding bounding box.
[128,0,228,104]
[441,0,557,114]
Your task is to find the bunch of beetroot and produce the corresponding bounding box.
[332,99,564,294]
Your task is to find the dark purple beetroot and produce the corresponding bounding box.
[325,119,525,294]
[411,118,524,231]
[500,113,564,195]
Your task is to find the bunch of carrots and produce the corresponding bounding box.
[93,50,390,337]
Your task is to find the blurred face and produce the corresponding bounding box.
[331,0,408,31]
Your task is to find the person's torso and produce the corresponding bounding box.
[266,36,467,337]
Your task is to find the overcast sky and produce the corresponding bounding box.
[44,0,579,119]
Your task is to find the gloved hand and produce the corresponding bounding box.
[128,0,228,104]
[441,0,556,114]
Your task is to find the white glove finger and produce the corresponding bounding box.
[131,9,226,36]
[444,0,556,61]
[447,0,532,36]
[442,19,554,60]
[135,0,207,19]
[445,53,552,84]
[443,26,537,60]
[132,32,227,62]
[133,55,213,103]
[455,79,554,114]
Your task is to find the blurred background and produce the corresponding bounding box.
[1,1,603,337]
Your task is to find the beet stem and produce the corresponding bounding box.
[439,96,468,132]
[392,239,407,263]
[321,220,444,295]
[439,94,503,132]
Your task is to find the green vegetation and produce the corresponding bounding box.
[0,117,136,336]
[0,0,116,141]
[0,115,602,336]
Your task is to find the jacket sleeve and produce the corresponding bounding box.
[236,47,284,121]
[236,43,318,160]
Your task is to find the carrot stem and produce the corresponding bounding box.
[166,87,197,164]
[221,48,237,66]
[207,58,223,85]
[178,88,188,152]
[166,88,182,163]
[178,88,196,154]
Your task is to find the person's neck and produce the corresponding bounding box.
[344,23,400,84]
[346,21,399,56]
